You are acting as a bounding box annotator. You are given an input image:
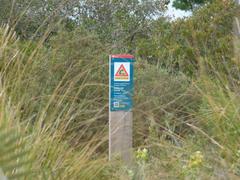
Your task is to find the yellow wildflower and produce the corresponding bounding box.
[187,151,204,168]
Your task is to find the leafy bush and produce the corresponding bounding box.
[137,1,236,77]
[134,59,201,145]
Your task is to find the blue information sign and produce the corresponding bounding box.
[109,55,135,111]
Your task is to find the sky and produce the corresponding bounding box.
[165,0,192,19]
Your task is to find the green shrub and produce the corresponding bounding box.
[136,1,236,77]
[134,59,201,145]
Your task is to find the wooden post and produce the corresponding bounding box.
[109,54,134,164]
[109,111,133,162]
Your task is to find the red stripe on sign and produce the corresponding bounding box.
[111,54,134,59]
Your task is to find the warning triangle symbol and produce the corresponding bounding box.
[115,64,129,77]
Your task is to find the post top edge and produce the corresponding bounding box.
[111,54,134,59]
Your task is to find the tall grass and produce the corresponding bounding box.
[0,24,111,179]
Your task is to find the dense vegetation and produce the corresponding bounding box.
[172,0,212,11]
[0,0,240,179]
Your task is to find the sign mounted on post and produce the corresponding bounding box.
[109,54,135,164]
[110,55,134,111]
